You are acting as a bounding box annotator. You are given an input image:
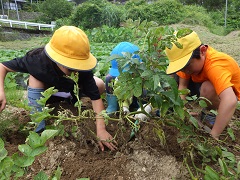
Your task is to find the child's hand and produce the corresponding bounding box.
[189,111,199,116]
[97,129,118,151]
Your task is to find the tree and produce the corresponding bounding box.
[39,0,73,23]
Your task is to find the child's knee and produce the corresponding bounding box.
[200,81,215,97]
[94,76,105,95]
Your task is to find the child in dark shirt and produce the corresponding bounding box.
[0,26,117,151]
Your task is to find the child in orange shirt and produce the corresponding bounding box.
[165,31,240,139]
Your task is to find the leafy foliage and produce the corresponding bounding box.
[124,0,184,25]
[70,0,122,29]
[0,130,58,179]
[181,5,226,35]
[86,25,135,43]
[38,0,74,23]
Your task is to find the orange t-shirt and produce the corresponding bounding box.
[177,46,240,100]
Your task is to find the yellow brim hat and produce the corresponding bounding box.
[45,26,97,71]
[165,31,201,74]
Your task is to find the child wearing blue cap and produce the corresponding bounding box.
[106,42,140,113]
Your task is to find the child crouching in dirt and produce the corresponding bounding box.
[105,42,141,114]
[0,26,117,151]
[165,30,240,140]
[105,41,152,121]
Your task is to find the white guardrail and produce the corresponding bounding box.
[0,19,55,31]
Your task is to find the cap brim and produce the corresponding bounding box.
[109,68,120,77]
[45,43,97,71]
[166,52,192,74]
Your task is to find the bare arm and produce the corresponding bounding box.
[91,99,117,151]
[211,87,238,139]
[0,63,15,112]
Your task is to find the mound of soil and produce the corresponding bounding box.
[3,96,240,180]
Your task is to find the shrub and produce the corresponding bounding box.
[22,2,40,12]
[147,0,184,25]
[100,3,124,27]
[86,25,135,43]
[70,0,123,29]
[70,1,103,29]
[181,5,226,35]
[55,18,72,30]
[123,0,147,21]
[124,0,184,25]
[38,0,74,23]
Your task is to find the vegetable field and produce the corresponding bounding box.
[0,24,240,180]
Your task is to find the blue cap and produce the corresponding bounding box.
[109,42,139,77]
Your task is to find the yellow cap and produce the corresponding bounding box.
[165,31,201,74]
[45,26,97,71]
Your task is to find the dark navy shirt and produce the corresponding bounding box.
[2,49,100,100]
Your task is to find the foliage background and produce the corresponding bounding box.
[0,0,239,34]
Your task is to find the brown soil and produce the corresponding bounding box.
[2,97,240,180]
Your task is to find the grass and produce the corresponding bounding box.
[170,24,240,64]
[1,24,239,63]
[0,36,49,50]
[172,24,240,64]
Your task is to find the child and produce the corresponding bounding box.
[0,26,117,151]
[105,42,141,114]
[165,30,240,140]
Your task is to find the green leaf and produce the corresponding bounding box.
[52,166,62,180]
[18,144,32,156]
[222,151,235,163]
[173,105,185,120]
[150,95,162,109]
[161,101,170,117]
[30,109,53,123]
[141,70,153,77]
[179,89,190,96]
[189,116,199,128]
[0,139,7,162]
[0,157,14,174]
[12,165,25,178]
[132,82,142,97]
[30,146,48,157]
[40,130,58,144]
[0,139,4,150]
[153,75,160,90]
[204,165,220,180]
[28,132,43,149]
[227,128,235,141]
[199,100,208,108]
[176,28,193,38]
[218,158,230,176]
[12,153,35,167]
[0,148,8,162]
[34,171,48,180]
[237,161,240,175]
[37,87,58,106]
